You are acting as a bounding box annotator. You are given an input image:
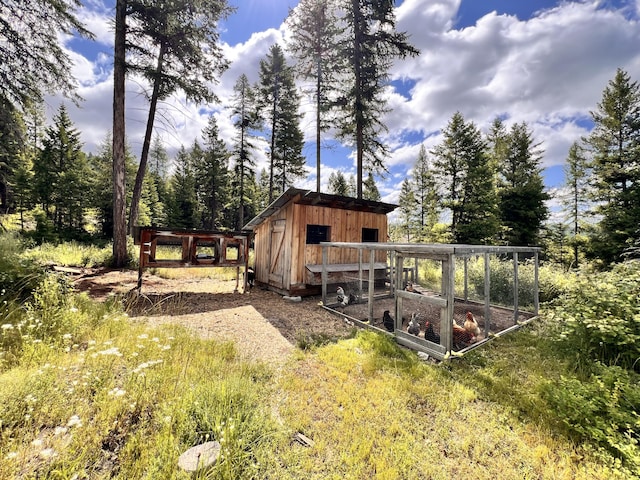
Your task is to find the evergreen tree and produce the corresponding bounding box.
[334,0,418,198]
[0,0,93,110]
[255,168,271,213]
[411,144,440,241]
[34,104,90,233]
[397,178,418,241]
[258,44,306,201]
[328,170,350,196]
[230,74,260,230]
[149,135,169,179]
[562,141,591,267]
[286,0,340,192]
[197,115,231,230]
[498,122,549,246]
[585,68,640,264]
[89,134,138,237]
[363,172,381,201]
[166,146,198,229]
[0,95,26,212]
[126,0,232,230]
[432,112,499,244]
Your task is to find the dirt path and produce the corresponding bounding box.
[73,269,354,365]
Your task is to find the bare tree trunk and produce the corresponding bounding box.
[112,0,128,267]
[129,43,166,233]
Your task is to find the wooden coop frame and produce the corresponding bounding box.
[243,187,397,296]
[135,227,252,292]
[319,242,541,360]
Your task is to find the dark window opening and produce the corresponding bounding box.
[306,225,331,244]
[362,228,379,243]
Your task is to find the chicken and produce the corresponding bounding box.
[336,286,348,306]
[382,310,395,332]
[424,321,440,344]
[407,313,421,336]
[463,311,481,339]
[404,281,422,294]
[453,321,475,349]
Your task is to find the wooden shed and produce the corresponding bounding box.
[243,188,397,296]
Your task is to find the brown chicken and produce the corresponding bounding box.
[453,321,475,349]
[463,311,481,339]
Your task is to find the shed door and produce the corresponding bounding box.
[268,219,286,288]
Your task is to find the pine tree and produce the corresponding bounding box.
[34,104,90,233]
[197,115,231,230]
[166,146,199,229]
[363,172,381,201]
[334,0,418,198]
[498,122,549,246]
[562,141,590,267]
[328,170,350,196]
[0,0,93,110]
[432,112,499,244]
[411,144,440,241]
[286,0,340,192]
[585,68,640,264]
[230,74,260,230]
[0,95,26,212]
[397,178,418,241]
[258,44,306,201]
[126,0,232,230]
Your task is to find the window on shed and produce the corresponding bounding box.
[306,225,331,244]
[362,228,379,243]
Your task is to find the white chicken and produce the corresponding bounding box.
[407,313,420,336]
[463,311,481,339]
[336,286,349,306]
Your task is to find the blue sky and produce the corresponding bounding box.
[55,0,640,220]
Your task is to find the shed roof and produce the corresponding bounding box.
[243,187,397,231]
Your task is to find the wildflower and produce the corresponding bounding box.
[39,448,55,459]
[62,333,72,340]
[161,345,171,350]
[69,307,78,313]
[31,438,43,447]
[137,334,149,339]
[97,347,122,357]
[1,323,13,330]
[108,387,126,397]
[67,415,82,428]
[152,337,160,343]
[132,359,163,373]
[5,452,18,460]
[54,426,68,436]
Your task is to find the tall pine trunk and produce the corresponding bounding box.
[112,0,128,267]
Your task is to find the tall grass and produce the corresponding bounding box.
[1,232,637,478]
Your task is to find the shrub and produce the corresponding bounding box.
[542,363,640,473]
[546,261,640,372]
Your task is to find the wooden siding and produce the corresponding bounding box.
[253,200,390,294]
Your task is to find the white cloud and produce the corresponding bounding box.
[51,0,640,200]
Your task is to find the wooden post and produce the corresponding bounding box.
[463,256,469,302]
[358,248,363,299]
[533,250,540,315]
[395,253,403,332]
[441,255,455,355]
[513,252,519,324]
[321,245,328,306]
[368,249,375,322]
[484,252,491,335]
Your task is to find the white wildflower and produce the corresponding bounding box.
[5,451,18,460]
[67,415,83,428]
[137,334,148,339]
[54,426,68,436]
[97,347,122,357]
[1,323,13,330]
[39,448,55,459]
[108,388,126,397]
[132,359,163,373]
[62,333,72,340]
[151,337,160,343]
[31,438,43,447]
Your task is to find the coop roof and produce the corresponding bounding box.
[243,187,398,231]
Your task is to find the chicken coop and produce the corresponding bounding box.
[318,241,541,360]
[243,188,397,296]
